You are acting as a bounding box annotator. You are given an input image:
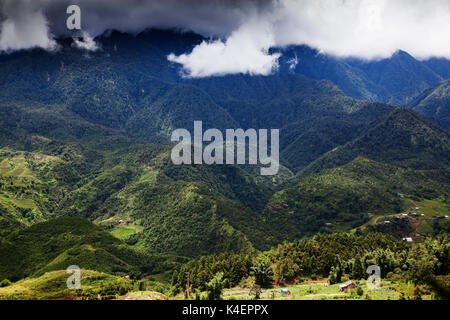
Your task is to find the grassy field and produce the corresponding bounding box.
[112,226,137,239]
[412,198,450,217]
[96,215,144,240]
[111,223,143,240]
[221,280,431,300]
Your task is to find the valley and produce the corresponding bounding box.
[0,29,449,301]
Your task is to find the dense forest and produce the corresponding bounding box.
[171,233,449,300]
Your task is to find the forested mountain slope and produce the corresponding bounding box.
[409,79,450,130]
[300,108,450,177]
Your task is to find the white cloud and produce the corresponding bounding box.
[168,19,280,77]
[0,1,56,52]
[273,0,450,60]
[287,55,298,71]
[168,0,450,76]
[72,32,101,51]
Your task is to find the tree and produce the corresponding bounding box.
[206,272,226,300]
[328,256,343,284]
[328,264,342,284]
[407,245,437,285]
[171,270,179,286]
[352,256,365,280]
[251,260,274,288]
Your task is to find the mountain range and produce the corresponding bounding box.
[0,29,449,283]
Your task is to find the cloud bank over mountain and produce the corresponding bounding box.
[1,0,450,76]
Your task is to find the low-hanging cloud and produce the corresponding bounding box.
[274,0,450,60]
[1,0,450,77]
[168,18,281,77]
[0,0,57,52]
[72,31,101,51]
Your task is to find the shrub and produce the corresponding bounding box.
[194,289,202,300]
[386,272,402,282]
[0,279,11,287]
[206,272,226,300]
[357,287,364,296]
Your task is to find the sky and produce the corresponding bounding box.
[1,0,450,77]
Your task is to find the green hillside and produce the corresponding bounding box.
[410,79,450,130]
[279,46,446,106]
[0,269,135,300]
[300,108,450,177]
[280,102,393,171]
[0,217,179,282]
[0,141,281,259]
[347,50,443,105]
[0,148,65,231]
[265,157,450,239]
[128,180,280,256]
[54,144,281,256]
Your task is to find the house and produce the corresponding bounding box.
[402,237,413,243]
[339,281,356,292]
[401,214,408,217]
